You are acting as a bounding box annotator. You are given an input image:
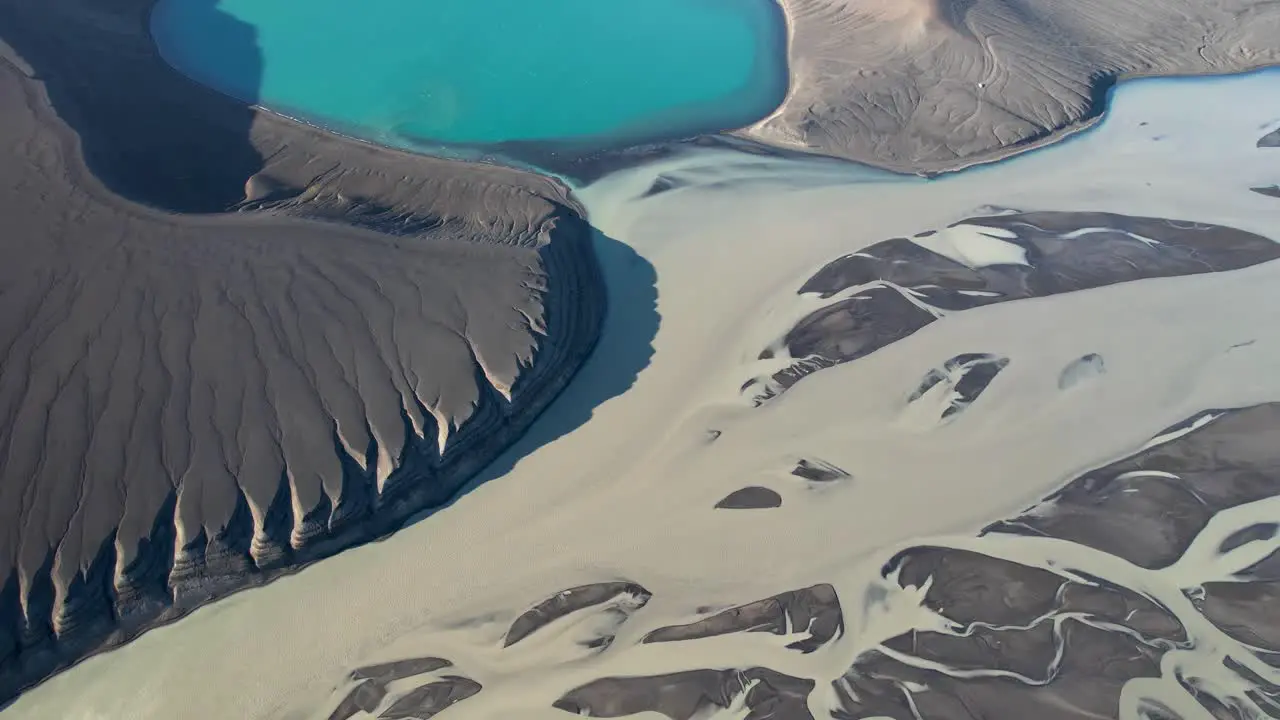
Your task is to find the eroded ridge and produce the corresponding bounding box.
[0,0,604,701]
[741,0,1280,172]
[746,210,1280,403]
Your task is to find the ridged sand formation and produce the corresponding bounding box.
[0,0,602,701]
[740,0,1280,171]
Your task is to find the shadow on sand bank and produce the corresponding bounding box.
[408,228,660,525]
[0,0,264,211]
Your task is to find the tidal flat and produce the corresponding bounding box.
[9,59,1280,719]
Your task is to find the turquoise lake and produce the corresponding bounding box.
[151,0,788,155]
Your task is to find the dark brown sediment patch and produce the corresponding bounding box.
[714,487,785,510]
[644,584,842,654]
[1219,523,1279,554]
[377,676,482,720]
[791,458,851,483]
[745,285,936,403]
[554,667,815,720]
[833,622,1166,720]
[907,353,1009,421]
[986,403,1280,569]
[614,401,1280,720]
[302,392,1280,718]
[351,657,454,686]
[504,582,652,648]
[827,403,1280,717]
[0,0,606,702]
[751,211,1280,402]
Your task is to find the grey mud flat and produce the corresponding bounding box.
[0,0,604,703]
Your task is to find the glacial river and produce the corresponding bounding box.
[14,20,1280,719]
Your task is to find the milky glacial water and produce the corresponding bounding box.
[149,0,787,154]
[9,68,1280,719]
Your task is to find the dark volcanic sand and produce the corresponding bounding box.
[714,486,784,509]
[747,211,1280,403]
[642,583,843,653]
[790,458,851,483]
[504,582,653,648]
[0,0,604,702]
